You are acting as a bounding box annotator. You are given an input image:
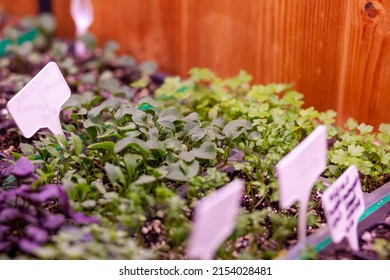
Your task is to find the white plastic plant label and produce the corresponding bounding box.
[276,125,327,243]
[322,165,365,251]
[7,62,71,138]
[187,179,244,260]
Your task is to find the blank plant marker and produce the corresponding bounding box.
[187,179,244,260]
[276,125,327,244]
[7,62,71,138]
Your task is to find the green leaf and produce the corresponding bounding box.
[104,162,126,185]
[187,160,200,178]
[192,142,217,160]
[114,105,136,120]
[381,153,390,165]
[132,110,148,127]
[20,143,35,157]
[146,140,167,157]
[163,139,183,152]
[54,134,69,149]
[133,175,156,186]
[330,149,347,165]
[84,116,105,128]
[190,128,206,142]
[347,144,364,157]
[328,165,341,176]
[136,97,157,109]
[178,151,196,162]
[166,163,187,181]
[359,160,373,175]
[71,133,83,156]
[124,154,138,180]
[357,123,373,134]
[166,160,200,182]
[87,141,115,153]
[222,119,252,140]
[157,115,176,131]
[345,118,358,130]
[379,123,390,135]
[114,137,150,158]
[46,146,60,158]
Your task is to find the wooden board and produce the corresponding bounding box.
[0,0,37,16]
[336,0,390,127]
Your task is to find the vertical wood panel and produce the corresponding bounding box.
[52,0,74,38]
[90,0,183,75]
[337,0,390,127]
[185,0,348,114]
[0,0,37,17]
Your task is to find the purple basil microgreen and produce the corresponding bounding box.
[81,233,93,243]
[28,185,61,203]
[0,181,98,257]
[71,212,99,224]
[25,225,49,244]
[11,157,35,178]
[0,164,14,179]
[41,214,66,231]
[0,241,10,251]
[18,238,39,254]
[0,208,22,222]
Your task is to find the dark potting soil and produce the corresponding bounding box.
[318,200,390,260]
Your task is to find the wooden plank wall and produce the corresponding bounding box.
[337,0,390,128]
[1,0,389,127]
[0,0,37,16]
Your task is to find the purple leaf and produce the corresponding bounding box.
[41,214,65,231]
[0,225,10,239]
[28,184,60,203]
[25,225,49,244]
[20,213,39,225]
[11,157,35,178]
[0,241,11,251]
[81,233,93,243]
[72,212,99,224]
[0,208,22,222]
[19,238,39,254]
[0,164,14,179]
[57,186,72,216]
[4,184,30,200]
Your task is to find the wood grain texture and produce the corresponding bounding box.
[90,0,184,75]
[0,0,37,16]
[185,0,349,115]
[337,0,390,127]
[52,0,74,38]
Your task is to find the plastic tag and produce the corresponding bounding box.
[7,62,71,138]
[276,125,327,243]
[322,165,364,251]
[187,179,244,260]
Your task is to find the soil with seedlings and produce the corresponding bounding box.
[319,222,390,260]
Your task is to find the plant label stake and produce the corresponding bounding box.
[322,165,364,251]
[187,179,244,260]
[7,62,71,138]
[276,125,327,244]
[70,0,94,57]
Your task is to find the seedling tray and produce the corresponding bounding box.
[285,181,390,259]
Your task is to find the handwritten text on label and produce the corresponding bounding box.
[322,165,365,251]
